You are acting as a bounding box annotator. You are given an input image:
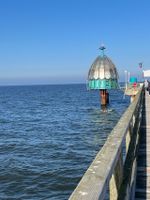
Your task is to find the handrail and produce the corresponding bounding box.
[69,88,143,200]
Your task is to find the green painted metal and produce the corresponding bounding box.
[129,77,137,83]
[88,79,118,90]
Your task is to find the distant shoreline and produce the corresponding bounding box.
[0,82,125,87]
[0,83,86,87]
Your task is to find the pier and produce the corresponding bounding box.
[135,92,150,199]
[69,87,150,199]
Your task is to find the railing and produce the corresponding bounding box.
[69,88,144,200]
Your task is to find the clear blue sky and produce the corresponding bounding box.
[0,0,150,85]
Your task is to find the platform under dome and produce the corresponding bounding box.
[88,55,119,90]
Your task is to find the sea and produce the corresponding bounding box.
[0,84,130,200]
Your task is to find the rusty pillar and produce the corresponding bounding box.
[100,89,109,106]
[106,90,109,104]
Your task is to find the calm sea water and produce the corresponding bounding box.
[0,84,130,200]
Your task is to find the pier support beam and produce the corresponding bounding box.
[109,151,123,200]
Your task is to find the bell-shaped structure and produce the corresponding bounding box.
[88,47,119,90]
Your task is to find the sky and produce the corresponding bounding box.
[0,0,150,85]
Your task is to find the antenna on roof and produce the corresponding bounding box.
[99,43,106,57]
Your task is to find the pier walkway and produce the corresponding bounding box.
[69,88,150,200]
[135,92,150,199]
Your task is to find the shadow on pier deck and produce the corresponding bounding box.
[135,92,150,199]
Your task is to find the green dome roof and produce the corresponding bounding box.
[87,54,119,90]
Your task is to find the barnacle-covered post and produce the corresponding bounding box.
[87,46,119,108]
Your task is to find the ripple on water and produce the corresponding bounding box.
[0,85,130,199]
